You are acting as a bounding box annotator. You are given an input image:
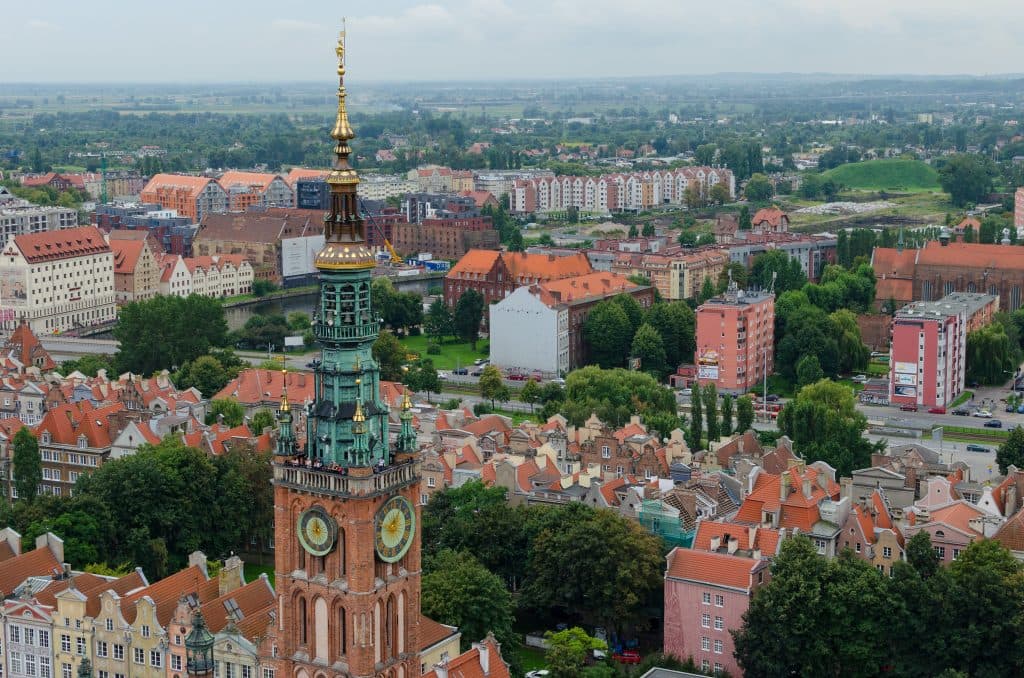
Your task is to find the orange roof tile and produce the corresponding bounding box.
[201,577,275,633]
[120,564,212,626]
[752,207,788,227]
[110,238,147,275]
[283,168,329,187]
[6,226,111,265]
[930,501,987,535]
[918,240,1024,270]
[598,478,627,506]
[666,548,764,590]
[214,369,315,407]
[0,546,62,597]
[871,246,918,278]
[995,507,1024,552]
[141,173,214,196]
[420,616,459,651]
[218,171,281,192]
[35,401,125,448]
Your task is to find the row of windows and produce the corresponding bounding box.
[699,636,725,654]
[8,626,50,648]
[701,592,726,607]
[700,614,726,631]
[10,652,51,677]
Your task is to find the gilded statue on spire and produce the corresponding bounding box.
[331,24,355,143]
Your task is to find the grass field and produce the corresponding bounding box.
[398,334,488,371]
[823,159,940,192]
[244,563,275,588]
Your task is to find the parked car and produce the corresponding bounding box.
[525,671,550,678]
[953,408,970,416]
[438,371,450,380]
[973,409,993,418]
[852,374,868,383]
[470,369,483,377]
[966,444,992,453]
[613,651,641,665]
[507,373,527,381]
[473,358,486,366]
[1008,404,1018,412]
[453,367,468,375]
[679,388,693,396]
[766,394,780,402]
[1018,404,1024,414]
[985,419,1004,428]
[550,378,566,386]
[899,403,919,412]
[928,407,947,414]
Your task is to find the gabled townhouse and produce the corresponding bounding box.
[217,172,294,211]
[839,489,905,574]
[0,598,55,678]
[157,255,191,298]
[663,548,769,677]
[904,497,1003,564]
[2,322,56,374]
[108,238,160,304]
[140,175,228,222]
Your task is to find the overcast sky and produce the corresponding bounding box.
[3,0,1021,83]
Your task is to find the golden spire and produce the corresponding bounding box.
[401,391,413,411]
[331,21,355,144]
[353,399,366,424]
[278,356,290,412]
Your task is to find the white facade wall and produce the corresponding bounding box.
[488,287,566,375]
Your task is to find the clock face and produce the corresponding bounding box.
[375,495,416,563]
[297,507,337,557]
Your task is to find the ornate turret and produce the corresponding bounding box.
[275,362,296,457]
[314,27,375,271]
[303,29,391,470]
[185,610,214,677]
[397,391,416,453]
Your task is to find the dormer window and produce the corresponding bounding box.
[77,435,87,449]
[41,432,50,445]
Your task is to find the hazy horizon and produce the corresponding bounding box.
[3,0,1022,83]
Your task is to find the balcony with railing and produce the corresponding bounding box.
[314,319,381,343]
[273,457,419,498]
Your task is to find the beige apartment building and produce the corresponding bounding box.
[109,238,160,304]
[0,226,116,334]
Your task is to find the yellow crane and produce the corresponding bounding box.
[359,198,402,265]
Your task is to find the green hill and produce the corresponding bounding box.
[822,159,940,192]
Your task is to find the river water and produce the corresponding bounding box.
[223,293,318,331]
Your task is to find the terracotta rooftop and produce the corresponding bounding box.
[7,226,111,264]
[35,401,126,448]
[448,250,592,281]
[0,545,62,598]
[666,548,765,590]
[752,207,788,227]
[120,564,217,626]
[420,616,459,651]
[283,168,329,187]
[218,171,281,192]
[197,208,324,245]
[110,238,148,275]
[201,576,275,633]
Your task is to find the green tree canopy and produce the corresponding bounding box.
[13,427,41,503]
[966,323,1017,386]
[630,323,668,379]
[479,365,510,408]
[544,627,607,678]
[206,398,245,427]
[702,383,720,443]
[424,298,454,343]
[720,394,734,437]
[938,153,996,207]
[997,426,1024,475]
[249,409,276,433]
[454,289,486,350]
[744,173,774,202]
[796,354,824,386]
[421,549,517,654]
[583,301,633,369]
[372,331,407,381]
[562,367,677,428]
[404,359,441,403]
[777,380,879,477]
[113,295,228,374]
[750,250,807,295]
[736,395,755,433]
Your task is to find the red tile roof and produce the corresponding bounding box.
[4,322,56,371]
[283,168,329,187]
[995,506,1024,552]
[422,636,509,678]
[734,466,840,531]
[692,521,781,555]
[218,171,281,192]
[930,501,987,536]
[752,207,788,227]
[918,240,1024,270]
[7,226,111,264]
[35,401,125,448]
[0,545,62,597]
[666,548,764,590]
[420,616,458,651]
[121,564,216,626]
[201,577,275,633]
[110,238,148,275]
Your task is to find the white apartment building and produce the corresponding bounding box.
[1,599,55,678]
[358,175,417,201]
[489,286,569,376]
[0,226,116,334]
[0,204,78,243]
[156,254,253,298]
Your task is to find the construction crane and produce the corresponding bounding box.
[358,198,402,265]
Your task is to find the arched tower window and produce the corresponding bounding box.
[298,597,308,646]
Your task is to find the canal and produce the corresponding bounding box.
[224,293,318,331]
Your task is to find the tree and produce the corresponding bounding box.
[777,304,841,379]
[717,262,749,293]
[698,276,716,303]
[734,537,897,678]
[519,378,541,413]
[997,426,1024,475]
[744,173,773,202]
[777,380,880,477]
[738,205,752,230]
[12,427,41,503]
[736,395,755,432]
[479,365,509,409]
[206,399,245,427]
[173,354,232,398]
[372,331,407,381]
[644,301,695,369]
[421,550,516,654]
[628,224,639,238]
[544,627,607,678]
[702,383,720,443]
[583,301,633,369]
[404,359,441,403]
[694,143,717,166]
[630,323,667,379]
[561,367,677,428]
[425,299,454,343]
[709,182,730,205]
[689,386,703,450]
[522,503,663,630]
[796,354,825,386]
[905,530,940,579]
[966,323,1016,386]
[454,289,485,350]
[642,222,655,237]
[287,312,311,331]
[611,294,644,336]
[250,409,276,433]
[831,309,870,374]
[59,354,115,378]
[750,250,807,294]
[938,154,996,207]
[720,394,733,437]
[251,279,277,296]
[114,295,228,374]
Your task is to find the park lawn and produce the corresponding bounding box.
[517,647,547,671]
[244,563,275,588]
[398,334,488,371]
[823,159,940,192]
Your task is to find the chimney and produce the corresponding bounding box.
[748,526,757,547]
[1007,483,1019,518]
[219,554,244,595]
[474,639,491,674]
[779,474,789,501]
[434,661,449,678]
[818,471,829,491]
[35,532,64,564]
[752,548,761,560]
[0,528,20,556]
[737,437,744,455]
[727,538,739,555]
[710,536,721,552]
[188,551,209,577]
[803,478,812,499]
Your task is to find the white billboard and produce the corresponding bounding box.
[698,365,719,380]
[0,267,28,325]
[894,361,917,375]
[281,234,326,279]
[895,373,917,386]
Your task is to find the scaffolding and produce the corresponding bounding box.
[638,499,694,548]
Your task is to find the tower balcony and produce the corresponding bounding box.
[273,458,419,498]
[315,320,381,343]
